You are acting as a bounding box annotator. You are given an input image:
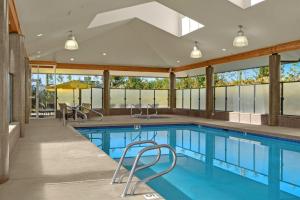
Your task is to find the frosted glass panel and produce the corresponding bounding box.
[126,90,140,108]
[283,82,300,115]
[183,89,191,109]
[200,88,206,110]
[227,86,239,112]
[110,89,125,108]
[191,89,199,110]
[215,87,226,111]
[155,90,169,108]
[255,84,269,114]
[176,90,183,108]
[141,90,154,106]
[240,85,254,113]
[57,89,79,107]
[81,89,91,104]
[92,88,102,108]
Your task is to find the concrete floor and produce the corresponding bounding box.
[1,115,300,200]
[0,119,157,200]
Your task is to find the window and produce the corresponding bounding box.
[181,16,204,36]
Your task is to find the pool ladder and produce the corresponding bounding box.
[111,140,177,197]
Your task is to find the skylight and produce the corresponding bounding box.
[181,16,204,36]
[227,0,266,9]
[88,1,204,37]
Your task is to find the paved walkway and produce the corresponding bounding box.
[0,119,155,200]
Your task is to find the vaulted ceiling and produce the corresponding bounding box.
[16,0,300,75]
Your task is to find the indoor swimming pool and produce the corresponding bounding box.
[76,124,300,200]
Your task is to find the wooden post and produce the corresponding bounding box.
[269,53,281,126]
[169,71,176,111]
[103,70,110,115]
[25,57,31,124]
[206,66,214,119]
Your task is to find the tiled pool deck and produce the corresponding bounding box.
[1,115,300,200]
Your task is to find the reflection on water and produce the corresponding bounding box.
[77,125,300,200]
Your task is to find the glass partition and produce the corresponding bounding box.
[111,89,125,108]
[283,82,300,115]
[240,85,254,113]
[255,84,269,114]
[183,89,191,109]
[176,90,183,109]
[31,68,56,118]
[109,88,169,108]
[81,89,91,105]
[126,89,140,108]
[155,90,169,108]
[191,89,199,110]
[92,88,103,109]
[141,90,154,107]
[57,89,79,108]
[227,86,239,112]
[200,88,206,110]
[215,87,226,111]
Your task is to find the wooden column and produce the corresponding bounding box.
[169,71,176,110]
[269,53,281,126]
[25,57,31,124]
[103,70,110,115]
[206,66,214,119]
[0,0,10,184]
[9,33,26,136]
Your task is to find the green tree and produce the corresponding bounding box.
[111,76,127,88]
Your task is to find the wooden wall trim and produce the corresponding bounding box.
[29,61,170,73]
[174,39,300,72]
[9,0,21,34]
[30,39,300,73]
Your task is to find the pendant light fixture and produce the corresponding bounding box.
[65,31,79,50]
[190,41,202,58]
[233,25,248,47]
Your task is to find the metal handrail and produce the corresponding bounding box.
[111,140,161,184]
[78,105,103,120]
[131,104,142,118]
[146,104,158,119]
[122,144,177,197]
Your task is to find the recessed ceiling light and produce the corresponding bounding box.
[102,52,107,56]
[36,33,43,37]
[70,58,75,61]
[176,60,180,63]
[222,48,227,51]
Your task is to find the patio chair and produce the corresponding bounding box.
[58,103,74,120]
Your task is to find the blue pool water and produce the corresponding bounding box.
[76,124,300,200]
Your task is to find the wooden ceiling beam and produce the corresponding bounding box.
[173,39,300,72]
[9,0,21,34]
[29,61,170,73]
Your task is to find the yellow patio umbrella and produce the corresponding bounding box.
[46,80,92,106]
